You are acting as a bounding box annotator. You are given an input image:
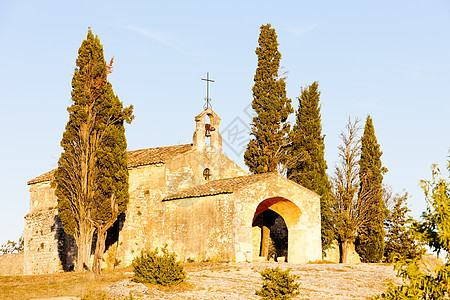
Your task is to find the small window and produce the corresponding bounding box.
[203,168,211,181]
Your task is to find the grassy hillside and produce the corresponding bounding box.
[0,263,397,299]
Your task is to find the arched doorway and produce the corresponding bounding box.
[251,197,302,263]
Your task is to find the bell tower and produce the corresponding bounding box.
[193,108,222,152]
[193,72,222,152]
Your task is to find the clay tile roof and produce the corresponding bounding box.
[127,144,192,168]
[28,144,193,185]
[27,169,56,185]
[163,172,278,201]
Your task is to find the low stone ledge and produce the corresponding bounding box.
[0,251,24,276]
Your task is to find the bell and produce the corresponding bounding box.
[205,124,214,137]
[203,168,211,180]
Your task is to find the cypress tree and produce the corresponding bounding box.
[91,63,133,274]
[244,24,293,174]
[287,82,334,250]
[54,29,133,272]
[355,116,386,262]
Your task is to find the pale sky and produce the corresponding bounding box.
[1,0,449,243]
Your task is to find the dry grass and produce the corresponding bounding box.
[0,267,132,300]
[0,262,399,300]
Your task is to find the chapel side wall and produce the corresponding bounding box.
[115,164,166,266]
[156,194,235,262]
[165,150,247,194]
[232,176,322,263]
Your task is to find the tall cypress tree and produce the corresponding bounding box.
[54,29,133,272]
[90,63,133,274]
[287,82,334,250]
[244,24,293,174]
[355,116,386,262]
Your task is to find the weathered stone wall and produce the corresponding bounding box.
[24,209,76,275]
[29,181,58,213]
[155,194,235,262]
[0,252,24,276]
[323,240,361,263]
[115,164,166,266]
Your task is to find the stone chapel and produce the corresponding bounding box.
[24,107,322,275]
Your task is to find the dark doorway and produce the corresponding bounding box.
[252,209,288,261]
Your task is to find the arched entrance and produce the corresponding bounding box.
[251,197,302,263]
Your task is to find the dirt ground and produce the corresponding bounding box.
[105,262,400,299]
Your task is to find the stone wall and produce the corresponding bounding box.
[0,252,24,276]
[29,181,58,213]
[323,240,361,263]
[115,164,166,266]
[158,194,235,262]
[24,209,76,275]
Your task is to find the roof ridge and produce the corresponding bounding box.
[127,143,192,153]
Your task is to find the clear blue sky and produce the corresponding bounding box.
[1,0,449,243]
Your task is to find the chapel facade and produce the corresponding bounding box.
[24,108,322,275]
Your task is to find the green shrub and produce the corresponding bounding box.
[131,244,186,286]
[256,267,299,300]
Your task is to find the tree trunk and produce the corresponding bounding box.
[341,239,352,263]
[74,222,94,272]
[92,195,119,274]
[92,228,107,274]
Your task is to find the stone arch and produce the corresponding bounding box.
[251,197,302,263]
[192,108,222,152]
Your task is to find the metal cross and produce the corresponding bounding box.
[201,72,215,109]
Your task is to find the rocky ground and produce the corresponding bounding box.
[104,262,401,299]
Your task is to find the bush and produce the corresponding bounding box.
[131,244,186,286]
[256,267,299,300]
